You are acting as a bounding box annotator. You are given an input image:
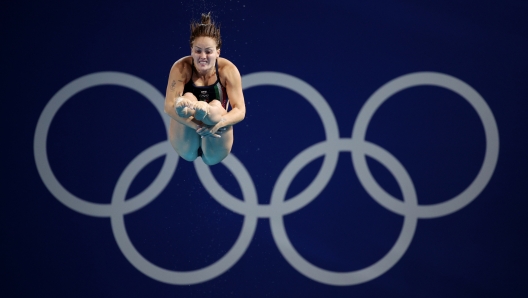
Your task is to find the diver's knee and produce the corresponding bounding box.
[178,150,198,162]
[201,153,227,165]
[201,157,221,165]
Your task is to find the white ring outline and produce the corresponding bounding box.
[111,155,258,285]
[352,72,500,218]
[270,139,418,286]
[33,72,178,217]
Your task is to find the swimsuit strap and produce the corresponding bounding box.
[215,60,220,85]
[191,58,195,77]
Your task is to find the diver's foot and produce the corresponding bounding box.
[194,101,210,121]
[175,97,194,118]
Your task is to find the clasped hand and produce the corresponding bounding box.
[197,124,227,138]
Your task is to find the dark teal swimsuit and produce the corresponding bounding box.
[183,60,229,109]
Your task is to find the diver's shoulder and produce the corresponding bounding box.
[219,57,239,73]
[171,56,193,74]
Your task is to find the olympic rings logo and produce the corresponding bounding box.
[34,71,499,286]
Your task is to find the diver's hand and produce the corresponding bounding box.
[196,125,225,138]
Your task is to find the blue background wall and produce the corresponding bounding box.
[3,0,528,297]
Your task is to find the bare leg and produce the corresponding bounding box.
[169,118,201,161]
[201,125,233,165]
[171,93,233,164]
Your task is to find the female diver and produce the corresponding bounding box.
[164,13,246,165]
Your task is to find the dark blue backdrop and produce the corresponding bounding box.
[3,0,528,297]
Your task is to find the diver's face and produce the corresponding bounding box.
[191,36,220,74]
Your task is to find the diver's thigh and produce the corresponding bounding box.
[201,127,233,165]
[169,118,200,161]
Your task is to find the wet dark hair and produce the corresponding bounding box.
[189,12,222,49]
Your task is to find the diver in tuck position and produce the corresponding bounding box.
[164,13,246,165]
